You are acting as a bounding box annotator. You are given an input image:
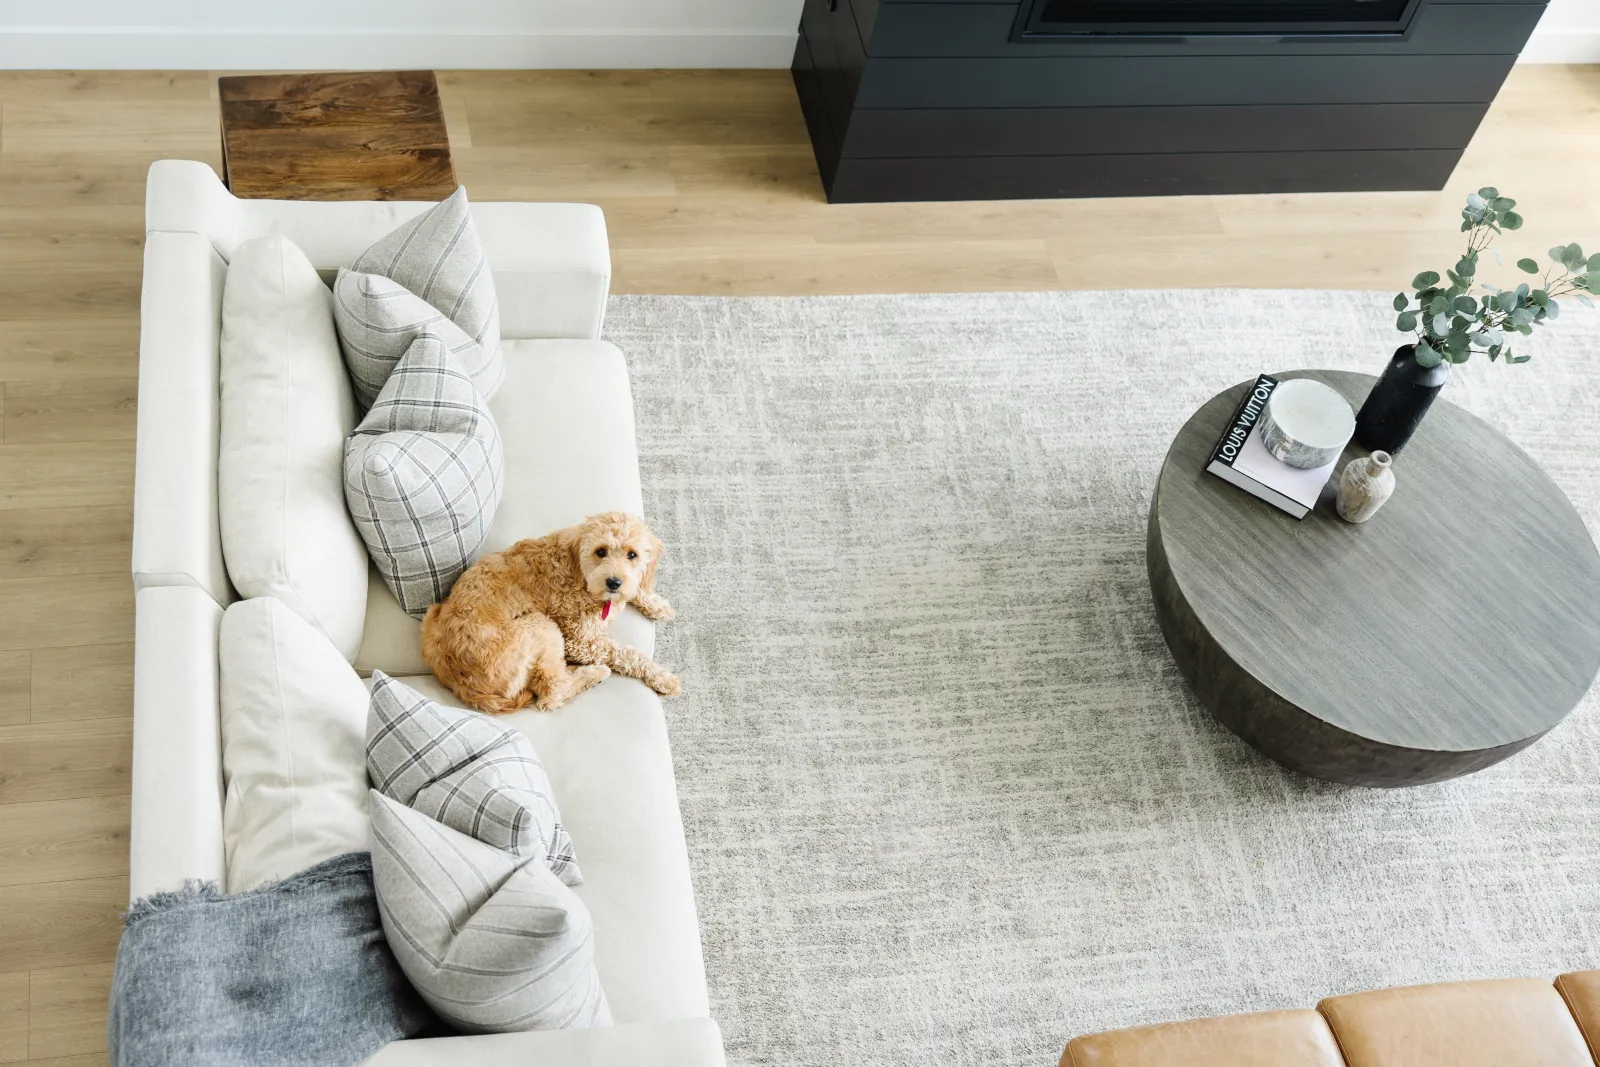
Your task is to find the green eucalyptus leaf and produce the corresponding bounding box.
[1477,187,1498,201]
[1580,294,1595,309]
[1393,292,1409,311]
[1501,210,1523,230]
[1414,341,1444,368]
[1470,331,1491,347]
[1546,298,1560,319]
[1453,295,1477,314]
[1396,311,1418,331]
[1588,253,1600,274]
[1511,353,1532,364]
[1431,313,1451,335]
[1531,289,1548,306]
[1551,245,1569,264]
[1429,294,1449,315]
[1449,347,1471,364]
[1460,219,1473,233]
[1517,258,1540,274]
[1413,271,1441,289]
[1492,197,1515,211]
[1515,282,1530,300]
[1446,271,1467,289]
[1488,344,1502,361]
[1456,256,1476,277]
[1510,307,1534,326]
[1496,291,1517,312]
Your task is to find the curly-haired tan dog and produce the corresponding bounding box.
[420,512,680,714]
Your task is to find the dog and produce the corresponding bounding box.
[420,512,680,715]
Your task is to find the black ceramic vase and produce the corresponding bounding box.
[1354,343,1451,454]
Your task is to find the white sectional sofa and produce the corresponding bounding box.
[131,160,723,1065]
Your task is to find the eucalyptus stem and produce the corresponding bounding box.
[1393,187,1598,368]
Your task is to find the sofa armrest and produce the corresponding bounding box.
[131,585,226,902]
[361,1018,725,1067]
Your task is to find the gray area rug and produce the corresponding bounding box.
[603,291,1600,1067]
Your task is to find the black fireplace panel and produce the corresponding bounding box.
[792,0,1546,203]
[1019,0,1422,36]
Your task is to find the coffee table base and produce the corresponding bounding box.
[1146,490,1542,788]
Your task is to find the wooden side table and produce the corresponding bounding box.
[1148,370,1600,787]
[218,70,456,201]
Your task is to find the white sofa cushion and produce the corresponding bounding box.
[345,332,504,618]
[219,234,369,661]
[334,272,503,409]
[359,1018,727,1067]
[353,338,646,675]
[366,672,581,884]
[370,792,610,1034]
[387,674,710,1024]
[220,597,371,892]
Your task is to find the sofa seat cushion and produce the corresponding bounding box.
[1318,978,1594,1067]
[353,339,647,675]
[382,673,709,1026]
[219,234,368,661]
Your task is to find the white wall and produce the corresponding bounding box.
[0,0,805,69]
[1522,0,1600,62]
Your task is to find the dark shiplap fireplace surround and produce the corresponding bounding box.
[792,0,1546,202]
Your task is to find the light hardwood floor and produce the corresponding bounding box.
[0,63,1595,1062]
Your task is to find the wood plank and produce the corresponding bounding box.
[829,149,1464,202]
[0,720,133,805]
[0,320,138,385]
[869,2,1544,56]
[0,970,24,1063]
[3,381,137,446]
[27,966,112,1060]
[0,509,132,583]
[23,1056,109,1067]
[840,103,1492,158]
[0,446,133,512]
[0,101,217,156]
[450,145,677,200]
[853,54,1518,108]
[0,879,124,973]
[0,654,27,727]
[30,647,133,724]
[219,70,455,201]
[0,798,128,889]
[0,574,132,654]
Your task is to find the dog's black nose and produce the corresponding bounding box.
[605,577,622,592]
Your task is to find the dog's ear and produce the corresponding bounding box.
[641,530,664,594]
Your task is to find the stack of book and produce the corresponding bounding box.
[1206,374,1340,520]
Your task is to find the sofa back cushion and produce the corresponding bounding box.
[220,596,371,892]
[369,791,610,1034]
[344,331,503,617]
[219,234,369,660]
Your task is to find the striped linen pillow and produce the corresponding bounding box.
[333,272,503,409]
[365,672,581,885]
[369,791,610,1034]
[344,331,503,617]
[333,186,503,409]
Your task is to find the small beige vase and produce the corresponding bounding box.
[1337,451,1395,523]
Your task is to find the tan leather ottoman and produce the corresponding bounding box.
[1557,971,1600,1063]
[1061,1009,1345,1067]
[1318,978,1593,1067]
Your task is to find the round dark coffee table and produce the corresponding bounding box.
[1148,370,1600,787]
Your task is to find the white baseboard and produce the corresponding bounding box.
[0,28,799,70]
[1519,29,1600,63]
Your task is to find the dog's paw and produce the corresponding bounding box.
[638,597,675,622]
[577,664,611,683]
[649,671,681,698]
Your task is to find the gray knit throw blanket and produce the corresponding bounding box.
[108,852,438,1067]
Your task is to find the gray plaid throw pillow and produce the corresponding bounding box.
[334,186,502,408]
[365,672,581,885]
[370,791,609,1034]
[344,331,503,617]
[333,271,504,409]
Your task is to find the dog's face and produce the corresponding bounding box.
[573,512,661,605]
